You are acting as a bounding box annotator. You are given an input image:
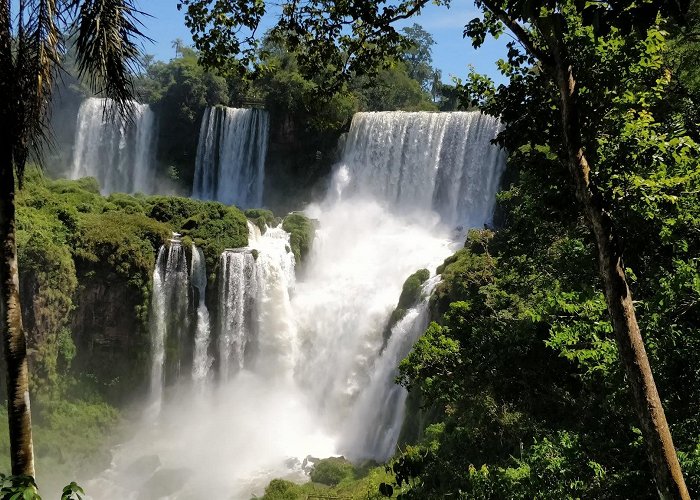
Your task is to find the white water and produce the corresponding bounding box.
[71,97,156,194]
[339,275,441,462]
[191,245,212,382]
[192,106,269,208]
[218,248,258,380]
[337,111,506,228]
[149,237,190,415]
[84,111,505,499]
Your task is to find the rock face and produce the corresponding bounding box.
[70,261,152,400]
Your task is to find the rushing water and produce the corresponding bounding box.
[218,248,259,380]
[191,245,212,382]
[71,97,156,194]
[149,236,190,415]
[337,111,506,228]
[84,111,505,499]
[192,106,269,208]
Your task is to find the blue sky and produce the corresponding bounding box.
[138,0,509,85]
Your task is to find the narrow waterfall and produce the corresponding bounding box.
[217,221,297,380]
[246,223,297,378]
[335,111,506,228]
[191,245,212,381]
[192,106,269,208]
[71,97,156,194]
[218,249,258,380]
[149,236,190,411]
[340,276,441,461]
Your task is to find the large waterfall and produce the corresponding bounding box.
[192,106,269,208]
[335,111,506,228]
[70,97,156,194]
[86,111,506,499]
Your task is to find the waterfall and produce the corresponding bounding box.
[149,236,190,411]
[192,106,269,208]
[71,97,156,194]
[87,111,506,499]
[217,221,297,380]
[218,249,258,380]
[247,223,297,378]
[340,276,441,461]
[335,111,506,228]
[191,245,212,382]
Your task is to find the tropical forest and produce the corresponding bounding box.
[0,0,699,499]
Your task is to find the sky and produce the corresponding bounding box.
[137,0,509,85]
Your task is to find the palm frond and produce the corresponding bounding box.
[71,0,149,118]
[12,0,62,182]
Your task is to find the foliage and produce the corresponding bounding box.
[309,457,355,486]
[259,461,393,500]
[244,209,278,233]
[135,47,229,187]
[282,213,315,265]
[401,24,436,92]
[0,474,84,500]
[388,4,700,497]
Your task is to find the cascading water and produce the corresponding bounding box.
[339,275,441,462]
[84,111,506,500]
[149,235,190,413]
[191,245,212,382]
[192,106,269,208]
[335,111,506,228]
[70,97,156,194]
[218,248,258,380]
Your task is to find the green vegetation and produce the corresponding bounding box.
[309,457,355,486]
[146,195,248,276]
[385,269,431,338]
[258,460,393,500]
[388,6,700,497]
[244,209,278,233]
[10,170,259,490]
[282,213,316,265]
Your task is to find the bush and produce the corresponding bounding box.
[310,457,355,486]
[282,213,315,265]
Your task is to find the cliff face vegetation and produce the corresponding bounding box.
[12,172,253,401]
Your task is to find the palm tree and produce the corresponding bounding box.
[0,0,145,478]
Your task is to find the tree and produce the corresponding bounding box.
[401,23,435,91]
[462,2,690,498]
[179,0,694,497]
[172,38,184,59]
[0,0,144,478]
[430,68,442,102]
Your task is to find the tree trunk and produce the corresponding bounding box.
[550,35,689,500]
[0,159,35,477]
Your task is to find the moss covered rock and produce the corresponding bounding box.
[244,208,279,233]
[282,212,316,265]
[383,269,431,342]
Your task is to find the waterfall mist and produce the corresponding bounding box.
[81,111,505,499]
